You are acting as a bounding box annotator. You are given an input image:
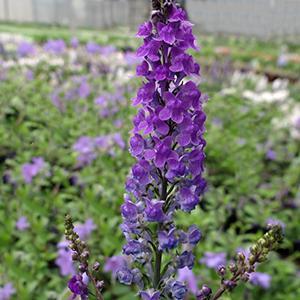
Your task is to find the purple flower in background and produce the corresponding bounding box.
[177,267,198,295]
[68,274,88,299]
[104,255,128,277]
[74,219,96,240]
[200,252,227,269]
[55,241,75,276]
[0,283,16,300]
[124,52,143,65]
[120,1,206,296]
[266,149,277,161]
[25,70,34,81]
[86,41,101,54]
[73,136,97,166]
[249,272,271,289]
[15,216,30,231]
[21,157,46,183]
[113,133,126,149]
[78,80,90,99]
[44,39,66,55]
[17,41,35,57]
[70,37,79,48]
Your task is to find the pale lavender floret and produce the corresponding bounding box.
[0,283,16,300]
[15,216,30,231]
[249,272,271,289]
[21,157,46,183]
[74,219,96,240]
[104,255,128,277]
[266,149,277,161]
[200,252,227,269]
[55,240,75,276]
[177,267,198,295]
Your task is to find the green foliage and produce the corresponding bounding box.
[0,26,299,300]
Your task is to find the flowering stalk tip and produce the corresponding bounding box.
[64,214,104,300]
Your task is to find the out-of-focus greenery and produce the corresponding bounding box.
[0,25,299,300]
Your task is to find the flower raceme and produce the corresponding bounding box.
[119,1,206,298]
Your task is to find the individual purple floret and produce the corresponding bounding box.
[119,0,206,297]
[0,283,16,300]
[15,216,30,231]
[21,157,46,183]
[249,272,271,289]
[68,274,89,300]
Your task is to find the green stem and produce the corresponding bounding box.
[154,249,162,288]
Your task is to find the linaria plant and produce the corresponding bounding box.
[119,0,206,299]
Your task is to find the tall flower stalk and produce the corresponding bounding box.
[119,1,206,298]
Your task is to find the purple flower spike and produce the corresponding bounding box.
[120,1,206,296]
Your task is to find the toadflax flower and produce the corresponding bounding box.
[15,216,30,231]
[21,157,46,184]
[0,283,16,300]
[119,0,206,297]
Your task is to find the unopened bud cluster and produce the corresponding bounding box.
[64,214,104,300]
